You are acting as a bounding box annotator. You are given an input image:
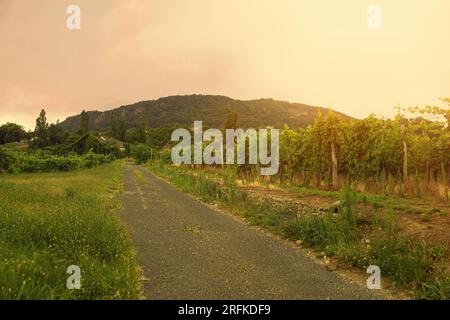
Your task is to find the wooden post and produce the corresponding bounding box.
[400,123,408,182]
[442,161,448,201]
[331,141,338,189]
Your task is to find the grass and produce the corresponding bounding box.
[146,161,449,300]
[0,161,140,299]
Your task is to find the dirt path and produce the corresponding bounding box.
[118,164,382,299]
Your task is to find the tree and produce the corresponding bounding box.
[0,147,17,173]
[48,123,68,145]
[136,118,147,143]
[131,144,152,164]
[118,115,127,141]
[79,110,89,134]
[147,126,177,150]
[224,105,238,130]
[111,113,118,139]
[0,123,28,145]
[34,109,49,146]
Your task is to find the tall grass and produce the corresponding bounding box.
[146,161,449,299]
[0,161,139,299]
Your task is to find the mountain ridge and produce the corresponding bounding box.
[58,94,351,132]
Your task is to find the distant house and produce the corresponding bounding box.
[97,136,125,152]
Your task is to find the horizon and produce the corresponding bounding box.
[1,0,450,130]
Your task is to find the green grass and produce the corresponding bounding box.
[146,161,449,300]
[0,161,140,299]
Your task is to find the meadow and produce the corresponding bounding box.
[0,161,140,299]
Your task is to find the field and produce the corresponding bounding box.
[0,161,140,299]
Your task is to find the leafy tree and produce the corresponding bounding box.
[111,113,118,139]
[0,123,28,144]
[79,110,89,134]
[131,144,152,164]
[224,106,238,130]
[147,126,177,150]
[0,147,17,173]
[118,115,127,141]
[34,109,49,143]
[48,123,68,145]
[136,119,147,143]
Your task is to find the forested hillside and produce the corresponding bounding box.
[58,95,350,132]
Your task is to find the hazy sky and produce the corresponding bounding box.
[1,0,450,129]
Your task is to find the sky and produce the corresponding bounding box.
[1,0,450,130]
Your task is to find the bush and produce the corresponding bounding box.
[0,147,17,173]
[131,144,152,164]
[2,151,113,174]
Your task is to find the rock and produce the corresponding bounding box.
[330,201,341,213]
[296,240,303,245]
[325,264,338,271]
[319,201,341,213]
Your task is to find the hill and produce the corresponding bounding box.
[58,95,350,132]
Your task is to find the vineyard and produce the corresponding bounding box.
[235,103,450,201]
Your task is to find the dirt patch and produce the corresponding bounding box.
[239,184,450,249]
[397,214,450,247]
[240,185,336,212]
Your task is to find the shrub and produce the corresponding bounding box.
[3,151,113,174]
[0,147,17,173]
[131,144,152,164]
